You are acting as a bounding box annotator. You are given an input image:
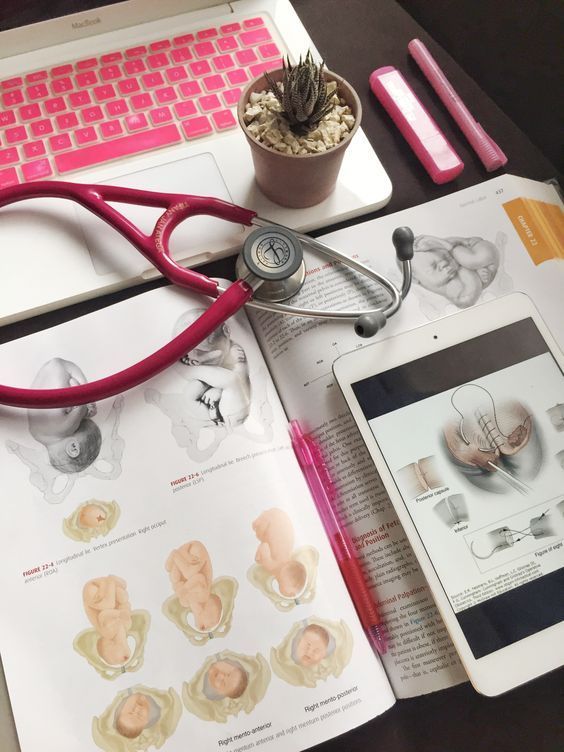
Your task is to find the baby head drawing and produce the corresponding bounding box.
[248,508,318,610]
[182,650,270,723]
[175,309,235,369]
[271,617,353,688]
[92,685,181,752]
[63,499,120,542]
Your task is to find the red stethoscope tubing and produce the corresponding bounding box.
[0,181,257,408]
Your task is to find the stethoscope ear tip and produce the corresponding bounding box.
[354,310,387,338]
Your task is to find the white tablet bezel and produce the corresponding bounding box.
[333,293,564,696]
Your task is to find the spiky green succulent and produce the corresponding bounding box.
[264,52,334,135]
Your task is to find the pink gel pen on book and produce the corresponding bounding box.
[289,420,388,655]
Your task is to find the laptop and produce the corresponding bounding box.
[0,0,392,326]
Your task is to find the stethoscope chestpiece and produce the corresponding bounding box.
[236,225,306,303]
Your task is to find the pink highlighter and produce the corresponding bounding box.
[369,66,464,184]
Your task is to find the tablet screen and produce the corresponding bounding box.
[352,317,564,659]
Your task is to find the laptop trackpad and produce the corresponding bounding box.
[78,152,243,277]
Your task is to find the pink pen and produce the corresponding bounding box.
[289,420,388,655]
[408,38,507,171]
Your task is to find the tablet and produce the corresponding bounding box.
[333,293,564,695]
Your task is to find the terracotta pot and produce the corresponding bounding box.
[237,68,362,208]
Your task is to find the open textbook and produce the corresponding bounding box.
[0,174,562,751]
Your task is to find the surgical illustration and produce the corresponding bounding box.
[74,575,150,680]
[145,308,273,462]
[248,508,319,610]
[182,650,270,723]
[270,617,353,688]
[162,540,237,645]
[434,494,469,527]
[92,685,181,751]
[442,383,543,494]
[63,499,121,542]
[470,511,555,560]
[546,403,564,432]
[397,456,444,499]
[6,358,124,503]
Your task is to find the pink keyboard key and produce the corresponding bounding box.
[0,148,19,165]
[19,104,41,121]
[147,53,169,70]
[240,28,271,46]
[226,69,248,85]
[125,113,148,131]
[222,88,242,106]
[182,116,212,139]
[189,60,212,77]
[101,52,123,64]
[1,77,23,90]
[203,74,224,92]
[55,123,181,172]
[100,65,123,82]
[69,91,92,108]
[142,72,164,89]
[243,17,265,28]
[6,126,27,144]
[165,66,188,83]
[217,36,239,52]
[150,39,171,51]
[75,126,98,145]
[212,109,237,131]
[250,60,282,77]
[118,79,141,95]
[76,58,98,70]
[49,133,72,151]
[76,71,98,87]
[93,84,116,102]
[31,119,53,137]
[155,87,177,104]
[258,43,281,59]
[235,49,258,66]
[0,110,16,126]
[81,106,104,123]
[26,71,48,83]
[56,112,79,130]
[52,77,74,94]
[197,27,217,39]
[125,46,147,58]
[194,42,215,58]
[131,93,153,111]
[198,94,220,112]
[44,97,67,114]
[124,59,146,75]
[149,106,172,125]
[100,120,124,138]
[2,90,24,107]
[174,100,197,118]
[220,23,241,34]
[26,83,49,100]
[51,64,73,77]
[22,158,52,181]
[170,47,193,64]
[179,81,202,98]
[106,99,129,116]
[213,54,235,71]
[173,33,194,46]
[23,141,46,158]
[0,167,19,188]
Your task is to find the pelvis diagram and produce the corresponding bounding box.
[442,384,542,494]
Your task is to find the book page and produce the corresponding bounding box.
[0,286,394,752]
[248,175,564,698]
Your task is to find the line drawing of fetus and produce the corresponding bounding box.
[5,358,124,503]
[248,508,318,610]
[442,383,543,494]
[270,617,353,688]
[163,540,237,644]
[406,231,512,319]
[145,308,273,462]
[75,575,150,680]
[182,650,270,723]
[92,685,181,751]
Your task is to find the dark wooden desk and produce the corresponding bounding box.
[1,2,563,751]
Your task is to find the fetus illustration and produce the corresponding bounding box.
[470,511,554,561]
[74,575,150,680]
[397,456,444,499]
[271,617,353,688]
[182,650,270,723]
[6,358,124,503]
[145,308,273,461]
[63,499,120,542]
[442,384,543,494]
[248,508,318,610]
[92,685,181,752]
[162,540,237,645]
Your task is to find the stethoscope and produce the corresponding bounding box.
[0,181,414,409]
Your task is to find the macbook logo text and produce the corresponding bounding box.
[71,17,102,30]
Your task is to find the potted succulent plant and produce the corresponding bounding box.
[237,52,362,208]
